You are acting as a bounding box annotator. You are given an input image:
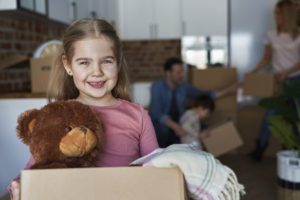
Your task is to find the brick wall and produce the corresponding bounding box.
[123,39,181,82]
[0,14,66,92]
[0,13,181,92]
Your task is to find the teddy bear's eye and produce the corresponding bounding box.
[65,126,72,132]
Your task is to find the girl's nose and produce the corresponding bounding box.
[92,64,104,77]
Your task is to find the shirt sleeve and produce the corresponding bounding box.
[150,83,171,124]
[139,108,159,156]
[180,111,199,138]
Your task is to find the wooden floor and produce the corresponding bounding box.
[220,155,277,200]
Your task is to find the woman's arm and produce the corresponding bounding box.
[251,45,272,73]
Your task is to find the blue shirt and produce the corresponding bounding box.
[149,80,215,134]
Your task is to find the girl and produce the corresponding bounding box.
[9,18,158,199]
[249,0,300,161]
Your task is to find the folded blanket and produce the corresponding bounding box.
[131,144,245,200]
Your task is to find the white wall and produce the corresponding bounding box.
[0,99,47,197]
[230,0,277,79]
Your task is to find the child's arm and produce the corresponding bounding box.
[8,157,35,200]
[139,109,159,156]
[180,111,199,139]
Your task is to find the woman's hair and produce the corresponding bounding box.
[276,0,299,39]
[47,18,131,101]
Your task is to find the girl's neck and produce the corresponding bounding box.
[76,94,118,107]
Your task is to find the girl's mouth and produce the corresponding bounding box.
[88,81,106,89]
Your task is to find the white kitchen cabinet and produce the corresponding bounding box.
[75,0,107,20]
[0,0,47,15]
[48,0,73,24]
[181,0,228,36]
[118,0,181,40]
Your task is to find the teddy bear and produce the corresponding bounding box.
[17,100,104,169]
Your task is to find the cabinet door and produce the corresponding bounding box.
[48,0,72,24]
[182,0,228,36]
[153,0,181,39]
[119,0,153,40]
[75,0,90,19]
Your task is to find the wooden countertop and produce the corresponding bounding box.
[0,93,46,99]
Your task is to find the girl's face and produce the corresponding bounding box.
[63,36,118,105]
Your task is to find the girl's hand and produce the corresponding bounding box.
[10,181,20,200]
[275,71,288,82]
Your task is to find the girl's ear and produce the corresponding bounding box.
[62,55,73,76]
[17,109,39,145]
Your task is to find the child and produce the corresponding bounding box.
[179,95,215,149]
[9,19,158,199]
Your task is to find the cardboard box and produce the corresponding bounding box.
[21,167,187,200]
[205,111,237,126]
[189,67,238,90]
[243,72,280,97]
[237,105,281,156]
[30,56,55,93]
[190,68,238,113]
[202,121,243,157]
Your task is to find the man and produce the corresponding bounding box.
[149,57,236,148]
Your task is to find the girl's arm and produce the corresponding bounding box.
[139,109,159,156]
[8,157,35,200]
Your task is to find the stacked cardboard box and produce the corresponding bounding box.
[190,67,241,156]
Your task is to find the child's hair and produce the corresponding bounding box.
[188,94,215,113]
[47,18,131,101]
[276,0,299,40]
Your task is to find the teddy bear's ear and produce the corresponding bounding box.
[17,109,39,144]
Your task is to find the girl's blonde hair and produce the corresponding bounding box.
[276,0,299,39]
[47,19,131,101]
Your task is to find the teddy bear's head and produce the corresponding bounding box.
[17,100,104,169]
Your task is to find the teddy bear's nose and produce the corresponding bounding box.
[79,126,87,133]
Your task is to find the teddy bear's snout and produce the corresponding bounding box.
[59,126,97,157]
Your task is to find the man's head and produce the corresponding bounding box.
[164,57,184,87]
[193,95,215,120]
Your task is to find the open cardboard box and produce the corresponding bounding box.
[243,72,281,97]
[21,167,187,200]
[202,121,243,157]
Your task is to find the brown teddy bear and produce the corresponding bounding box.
[17,100,104,169]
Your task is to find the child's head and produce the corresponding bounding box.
[191,95,215,120]
[48,18,130,102]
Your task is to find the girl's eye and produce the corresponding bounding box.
[79,61,89,65]
[102,59,114,65]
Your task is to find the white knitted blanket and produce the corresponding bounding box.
[131,144,245,200]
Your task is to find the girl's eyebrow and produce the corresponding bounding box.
[75,57,91,62]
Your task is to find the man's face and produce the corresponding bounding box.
[167,63,184,86]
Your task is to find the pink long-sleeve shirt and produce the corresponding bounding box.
[23,99,159,168]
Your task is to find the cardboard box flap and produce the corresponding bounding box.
[0,55,29,70]
[202,121,243,157]
[21,167,187,200]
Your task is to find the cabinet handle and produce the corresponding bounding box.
[71,1,77,20]
[182,21,186,35]
[155,24,158,38]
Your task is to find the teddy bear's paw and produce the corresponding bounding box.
[59,126,97,157]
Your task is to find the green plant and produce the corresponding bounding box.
[259,79,300,152]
